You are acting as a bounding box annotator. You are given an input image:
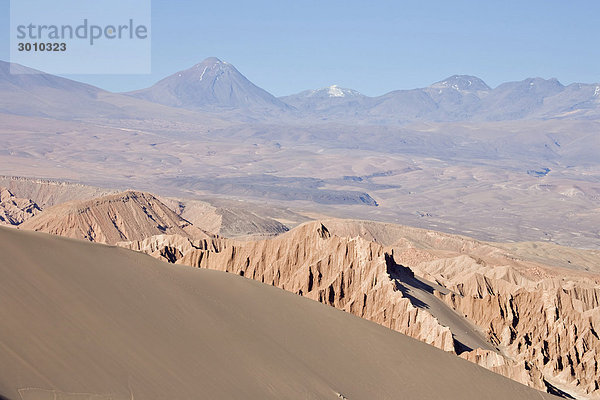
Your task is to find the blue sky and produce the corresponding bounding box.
[1,0,599,96]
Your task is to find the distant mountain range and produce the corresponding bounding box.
[2,57,600,123]
[283,74,600,123]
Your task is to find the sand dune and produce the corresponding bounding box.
[0,226,557,399]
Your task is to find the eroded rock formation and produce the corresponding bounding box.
[0,187,41,225]
[325,219,600,398]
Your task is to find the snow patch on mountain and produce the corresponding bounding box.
[328,85,345,97]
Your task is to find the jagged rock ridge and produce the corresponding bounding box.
[324,219,600,399]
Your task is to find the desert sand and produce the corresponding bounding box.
[0,226,558,400]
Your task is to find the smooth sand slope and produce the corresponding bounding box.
[0,227,557,400]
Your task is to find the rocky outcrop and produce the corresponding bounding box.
[437,274,600,398]
[0,187,41,225]
[20,191,211,244]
